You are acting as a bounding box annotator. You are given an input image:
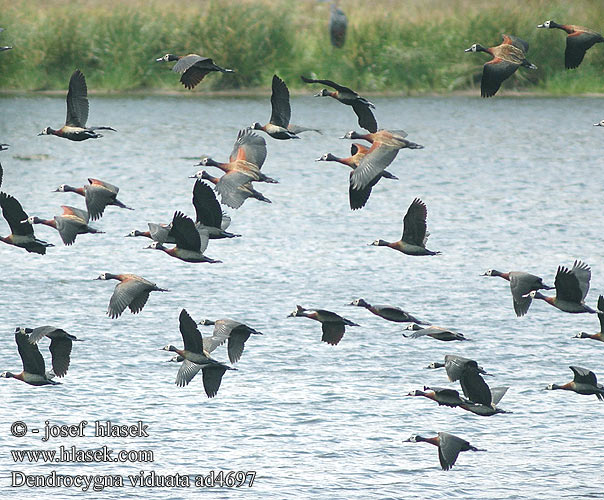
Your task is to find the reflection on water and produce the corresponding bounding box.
[0,94,603,499]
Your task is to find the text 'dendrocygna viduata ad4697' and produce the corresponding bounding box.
[287,305,359,345]
[161,309,236,398]
[38,70,116,141]
[482,269,554,316]
[371,198,440,255]
[54,178,133,221]
[465,34,537,97]
[537,21,604,69]
[95,273,169,319]
[156,53,234,89]
[403,432,485,471]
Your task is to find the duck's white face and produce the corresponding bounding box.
[96,273,108,280]
[484,269,494,276]
[316,154,330,161]
[161,344,172,351]
[56,184,67,192]
[22,216,35,224]
[538,20,552,28]
[0,371,9,378]
[38,127,51,136]
[465,44,478,52]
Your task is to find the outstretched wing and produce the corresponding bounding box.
[270,75,291,128]
[66,69,89,127]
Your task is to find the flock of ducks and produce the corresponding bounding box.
[1,11,604,472]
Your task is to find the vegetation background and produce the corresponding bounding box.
[0,0,602,94]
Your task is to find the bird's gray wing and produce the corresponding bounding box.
[15,331,46,375]
[402,198,428,246]
[202,363,229,398]
[65,69,89,127]
[230,128,267,168]
[350,144,398,190]
[269,75,291,128]
[176,359,203,387]
[48,336,72,377]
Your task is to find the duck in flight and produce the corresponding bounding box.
[301,75,377,132]
[38,70,115,141]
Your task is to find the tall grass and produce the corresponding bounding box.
[0,0,602,93]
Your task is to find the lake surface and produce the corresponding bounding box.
[0,94,603,499]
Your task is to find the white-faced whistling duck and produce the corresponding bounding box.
[574,296,604,342]
[0,28,12,52]
[191,170,271,210]
[0,192,53,254]
[341,130,423,190]
[156,53,234,89]
[1,328,60,386]
[404,324,467,342]
[348,298,427,324]
[546,366,604,400]
[251,75,300,140]
[199,319,263,364]
[161,309,236,398]
[459,387,511,416]
[528,260,596,313]
[54,178,133,221]
[426,354,492,405]
[191,179,240,239]
[95,273,169,319]
[407,385,510,416]
[195,128,277,184]
[146,211,220,263]
[316,143,399,210]
[25,326,81,378]
[287,305,359,346]
[24,205,104,246]
[126,223,176,244]
[301,75,378,132]
[329,2,347,48]
[464,34,537,98]
[594,120,604,127]
[371,198,440,256]
[127,181,239,242]
[482,269,554,317]
[537,21,604,69]
[403,432,485,471]
[38,70,116,141]
[406,387,467,408]
[426,354,491,377]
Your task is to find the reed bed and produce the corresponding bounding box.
[0,0,602,93]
